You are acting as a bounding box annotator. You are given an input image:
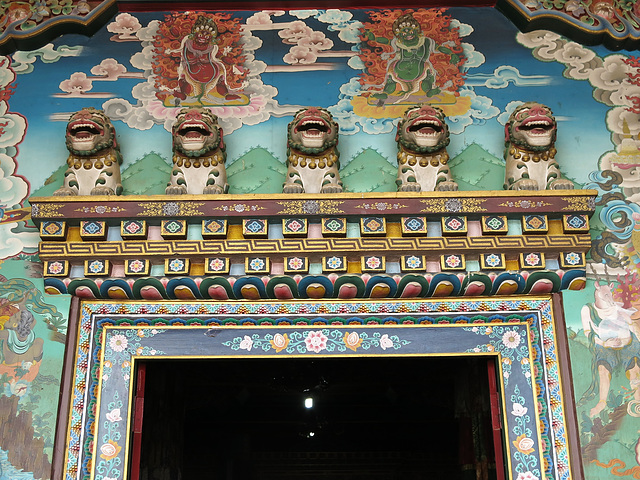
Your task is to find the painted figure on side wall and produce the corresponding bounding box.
[359,9,465,107]
[53,108,123,196]
[283,107,343,194]
[503,102,574,191]
[166,106,229,194]
[580,282,640,417]
[396,104,457,192]
[153,12,248,107]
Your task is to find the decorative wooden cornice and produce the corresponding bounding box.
[496,0,640,50]
[32,190,596,300]
[0,1,117,56]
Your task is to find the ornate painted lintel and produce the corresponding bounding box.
[497,0,640,50]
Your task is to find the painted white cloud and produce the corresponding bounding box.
[450,19,473,38]
[337,21,363,44]
[107,12,142,40]
[461,43,485,70]
[290,10,319,19]
[0,153,37,258]
[246,11,275,25]
[91,58,127,80]
[136,20,160,43]
[517,30,640,147]
[465,65,550,89]
[0,102,26,148]
[317,9,353,27]
[11,44,82,74]
[517,31,602,80]
[447,89,500,134]
[497,101,524,125]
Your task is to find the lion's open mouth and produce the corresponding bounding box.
[296,119,329,139]
[519,118,553,136]
[68,121,103,141]
[408,118,442,137]
[178,122,212,142]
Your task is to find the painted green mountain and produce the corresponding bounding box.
[340,148,397,192]
[226,147,286,194]
[121,152,172,195]
[31,163,68,198]
[448,143,505,191]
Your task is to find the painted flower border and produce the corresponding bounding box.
[62,297,571,480]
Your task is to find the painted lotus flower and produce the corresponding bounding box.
[106,408,122,423]
[511,402,528,417]
[515,472,539,480]
[239,335,253,351]
[305,331,328,353]
[513,434,535,455]
[270,333,289,352]
[100,440,121,460]
[343,332,363,351]
[502,330,521,349]
[109,334,128,353]
[380,334,393,350]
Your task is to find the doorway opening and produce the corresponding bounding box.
[131,356,504,480]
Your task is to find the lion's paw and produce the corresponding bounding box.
[203,184,224,195]
[321,184,343,194]
[283,183,305,194]
[511,179,539,191]
[91,186,116,196]
[436,181,459,192]
[550,179,574,190]
[53,187,78,197]
[398,182,422,192]
[165,185,187,195]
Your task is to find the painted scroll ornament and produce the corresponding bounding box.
[396,104,457,192]
[53,108,123,196]
[166,107,228,195]
[504,102,573,191]
[283,107,343,194]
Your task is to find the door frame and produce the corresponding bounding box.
[57,295,581,480]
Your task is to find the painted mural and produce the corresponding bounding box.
[0,4,638,479]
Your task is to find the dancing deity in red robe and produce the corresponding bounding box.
[173,16,239,103]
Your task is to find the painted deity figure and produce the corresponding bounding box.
[581,282,640,417]
[364,13,461,104]
[172,15,239,103]
[0,299,44,396]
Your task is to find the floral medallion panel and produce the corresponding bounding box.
[64,297,577,480]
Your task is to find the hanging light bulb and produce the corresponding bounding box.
[304,396,313,409]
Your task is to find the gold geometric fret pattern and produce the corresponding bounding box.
[38,235,592,259]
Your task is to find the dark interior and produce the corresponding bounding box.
[136,356,500,480]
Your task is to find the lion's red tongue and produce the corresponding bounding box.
[75,132,92,139]
[185,131,201,139]
[419,127,436,135]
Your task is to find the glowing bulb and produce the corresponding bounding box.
[304,397,313,409]
[309,431,315,437]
